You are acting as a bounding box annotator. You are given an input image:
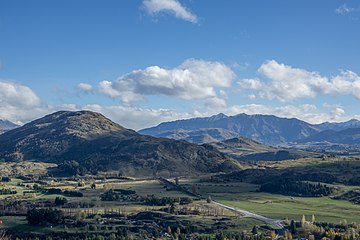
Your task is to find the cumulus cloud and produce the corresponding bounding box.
[336,4,356,15]
[238,60,360,101]
[237,78,263,90]
[142,0,198,23]
[220,104,348,124]
[0,80,41,108]
[77,83,93,93]
[0,78,357,130]
[83,103,351,129]
[204,97,227,109]
[82,104,195,130]
[98,59,235,103]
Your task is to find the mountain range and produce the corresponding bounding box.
[0,119,19,134]
[0,111,239,177]
[139,113,360,146]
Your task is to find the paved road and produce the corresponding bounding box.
[157,178,284,234]
[212,200,284,231]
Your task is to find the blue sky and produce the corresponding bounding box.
[1,0,360,129]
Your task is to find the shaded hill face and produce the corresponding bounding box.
[207,137,317,161]
[154,128,239,144]
[139,113,321,145]
[208,137,275,156]
[0,120,19,134]
[300,128,360,145]
[0,111,239,177]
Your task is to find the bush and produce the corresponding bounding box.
[54,197,68,206]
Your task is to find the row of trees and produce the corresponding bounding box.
[259,181,332,197]
[26,208,64,225]
[0,189,17,195]
[143,195,193,206]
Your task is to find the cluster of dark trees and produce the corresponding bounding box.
[46,188,83,197]
[0,188,17,195]
[259,180,332,197]
[54,197,68,206]
[59,160,98,176]
[26,208,64,225]
[143,195,192,206]
[113,189,136,195]
[1,177,11,182]
[100,189,123,201]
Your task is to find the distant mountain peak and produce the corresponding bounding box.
[207,113,228,121]
[346,119,360,123]
[0,119,19,134]
[139,112,321,145]
[29,110,126,139]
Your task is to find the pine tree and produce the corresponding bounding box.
[290,220,297,235]
[252,226,258,235]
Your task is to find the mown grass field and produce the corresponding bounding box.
[195,181,360,223]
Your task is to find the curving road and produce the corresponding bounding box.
[211,200,284,231]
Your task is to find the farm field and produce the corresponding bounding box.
[0,176,266,239]
[1,157,360,239]
[194,181,360,223]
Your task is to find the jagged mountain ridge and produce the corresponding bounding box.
[0,119,19,134]
[0,111,239,177]
[139,113,360,145]
[315,119,360,131]
[140,113,321,145]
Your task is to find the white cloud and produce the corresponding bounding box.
[0,80,41,108]
[336,4,355,15]
[142,0,198,23]
[0,77,357,130]
[237,78,263,90]
[98,59,235,103]
[77,83,93,93]
[87,103,350,130]
[204,97,227,108]
[239,60,360,101]
[0,80,81,125]
[220,104,348,124]
[82,104,194,130]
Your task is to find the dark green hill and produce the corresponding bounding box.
[208,136,318,161]
[0,111,239,177]
[208,136,275,155]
